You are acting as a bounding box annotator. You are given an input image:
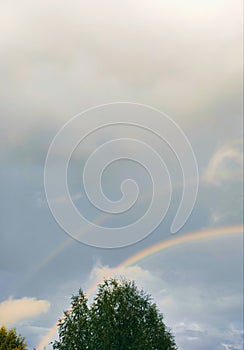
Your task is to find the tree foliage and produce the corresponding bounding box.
[53,278,177,350]
[0,326,27,350]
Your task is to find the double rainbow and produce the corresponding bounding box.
[37,224,243,350]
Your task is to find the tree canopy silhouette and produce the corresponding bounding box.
[53,278,177,350]
[0,326,27,350]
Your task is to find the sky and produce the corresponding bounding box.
[0,1,243,349]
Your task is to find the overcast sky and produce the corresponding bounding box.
[0,1,243,349]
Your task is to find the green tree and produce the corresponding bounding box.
[53,290,90,350]
[0,326,27,350]
[53,278,177,350]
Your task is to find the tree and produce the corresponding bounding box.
[53,291,90,350]
[53,278,177,350]
[0,326,27,350]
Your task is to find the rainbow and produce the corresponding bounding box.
[36,224,243,350]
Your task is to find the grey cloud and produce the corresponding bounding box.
[0,0,242,149]
[1,1,242,349]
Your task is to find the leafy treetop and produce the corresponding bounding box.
[0,326,27,350]
[53,278,177,350]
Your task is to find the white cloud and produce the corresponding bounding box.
[0,297,50,327]
[88,265,195,320]
[87,263,165,302]
[203,140,243,185]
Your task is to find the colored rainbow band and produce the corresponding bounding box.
[37,224,243,350]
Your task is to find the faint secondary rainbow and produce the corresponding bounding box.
[18,213,109,291]
[37,224,243,350]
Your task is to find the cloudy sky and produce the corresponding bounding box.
[0,1,243,349]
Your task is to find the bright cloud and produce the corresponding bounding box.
[89,263,163,293]
[0,297,50,327]
[203,140,243,185]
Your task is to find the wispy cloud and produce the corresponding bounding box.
[203,140,243,185]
